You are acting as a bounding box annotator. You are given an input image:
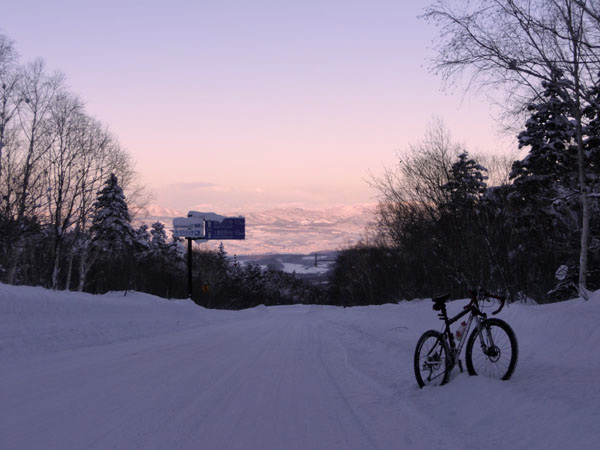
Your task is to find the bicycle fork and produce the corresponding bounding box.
[477,320,501,361]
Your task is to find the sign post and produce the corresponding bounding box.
[173,212,245,301]
[187,237,193,298]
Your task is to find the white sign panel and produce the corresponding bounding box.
[173,226,205,239]
[172,212,245,240]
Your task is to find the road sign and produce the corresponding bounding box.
[172,212,245,301]
[205,217,245,240]
[172,217,206,239]
[172,225,205,239]
[172,213,245,240]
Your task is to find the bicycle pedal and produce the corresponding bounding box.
[458,359,464,373]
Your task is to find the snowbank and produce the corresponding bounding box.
[0,283,244,361]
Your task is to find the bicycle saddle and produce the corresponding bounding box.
[432,293,450,310]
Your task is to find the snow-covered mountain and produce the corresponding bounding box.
[136,204,377,254]
[140,204,185,219]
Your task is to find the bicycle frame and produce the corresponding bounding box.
[437,302,481,361]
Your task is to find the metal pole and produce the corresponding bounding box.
[187,238,193,298]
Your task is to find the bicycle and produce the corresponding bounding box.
[414,290,518,388]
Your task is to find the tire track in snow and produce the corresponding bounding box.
[318,312,466,450]
[134,319,282,450]
[313,320,385,450]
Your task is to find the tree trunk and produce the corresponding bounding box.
[574,76,591,300]
[77,244,88,292]
[51,245,60,290]
[5,235,24,284]
[65,251,73,290]
[5,246,19,284]
[576,120,591,299]
[77,241,98,292]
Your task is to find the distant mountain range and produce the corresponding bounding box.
[137,204,377,255]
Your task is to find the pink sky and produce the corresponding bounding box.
[1,0,514,212]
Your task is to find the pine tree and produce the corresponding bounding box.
[509,75,580,298]
[149,221,167,255]
[218,242,227,260]
[442,151,488,213]
[511,76,578,203]
[90,173,135,253]
[437,151,489,288]
[89,173,136,292]
[135,224,150,253]
[583,83,600,195]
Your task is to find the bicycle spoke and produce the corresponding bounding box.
[466,319,518,381]
[414,331,450,387]
[426,369,446,383]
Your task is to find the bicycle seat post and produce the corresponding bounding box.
[432,293,450,323]
[432,294,455,350]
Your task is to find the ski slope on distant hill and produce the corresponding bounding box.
[1,284,599,450]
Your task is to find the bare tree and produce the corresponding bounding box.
[0,32,151,289]
[474,152,518,187]
[15,59,63,222]
[424,0,600,298]
[370,118,460,246]
[0,34,22,187]
[44,91,87,288]
[573,0,600,23]
[70,122,139,291]
[2,60,64,283]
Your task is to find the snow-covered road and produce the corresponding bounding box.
[1,285,599,450]
[3,307,407,450]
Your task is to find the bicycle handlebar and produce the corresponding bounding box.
[483,291,506,315]
[466,290,506,315]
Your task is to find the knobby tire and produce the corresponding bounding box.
[465,318,518,381]
[414,330,451,388]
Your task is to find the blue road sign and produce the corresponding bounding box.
[205,217,245,240]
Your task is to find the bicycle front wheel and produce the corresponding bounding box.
[414,330,451,388]
[465,318,518,381]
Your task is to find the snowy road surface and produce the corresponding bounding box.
[2,284,600,450]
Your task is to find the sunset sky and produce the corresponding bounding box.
[1,0,514,213]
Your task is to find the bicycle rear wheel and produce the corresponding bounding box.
[414,330,451,388]
[465,318,518,380]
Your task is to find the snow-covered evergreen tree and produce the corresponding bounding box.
[509,75,582,298]
[135,224,150,253]
[583,83,600,194]
[90,173,135,254]
[218,242,227,260]
[442,151,488,212]
[511,75,578,204]
[435,152,489,287]
[149,221,167,255]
